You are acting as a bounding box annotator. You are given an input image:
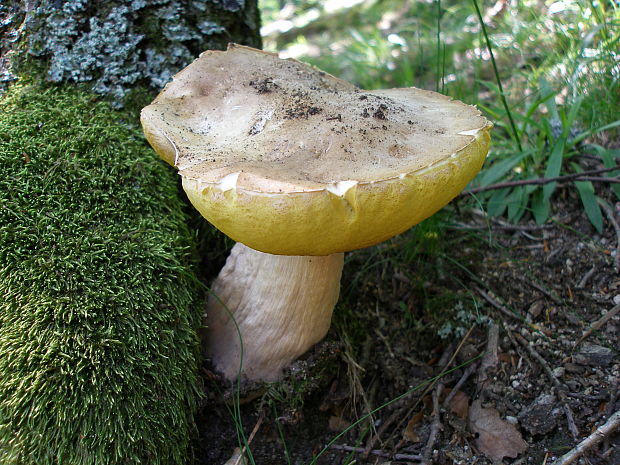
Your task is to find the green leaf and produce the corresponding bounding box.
[574,180,604,233]
[507,185,534,223]
[487,188,510,217]
[587,144,620,200]
[542,137,566,202]
[571,163,604,233]
[531,188,550,224]
[476,149,534,187]
[571,119,620,147]
[539,77,559,121]
[600,148,620,200]
[562,97,583,139]
[524,90,556,121]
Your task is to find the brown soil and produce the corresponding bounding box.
[194,185,619,465]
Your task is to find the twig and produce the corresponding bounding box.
[331,443,423,461]
[422,384,444,464]
[598,199,620,271]
[375,328,396,358]
[578,176,620,183]
[363,329,473,457]
[513,333,579,439]
[414,329,474,408]
[475,286,523,321]
[461,165,620,196]
[473,323,501,406]
[601,446,616,459]
[575,303,620,346]
[227,412,265,465]
[606,379,619,420]
[553,410,620,465]
[576,266,597,288]
[604,379,619,453]
[450,222,553,232]
[522,279,563,305]
[565,391,610,401]
[443,361,479,408]
[479,323,499,379]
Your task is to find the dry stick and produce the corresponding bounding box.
[362,328,474,457]
[522,279,563,305]
[576,265,597,288]
[575,303,620,346]
[601,446,616,459]
[501,320,520,351]
[578,176,620,183]
[553,410,620,465]
[421,384,444,464]
[475,286,523,321]
[361,344,451,460]
[450,222,554,232]
[330,444,422,461]
[603,379,620,453]
[606,379,619,420]
[513,333,580,439]
[479,324,500,383]
[443,361,480,408]
[461,165,620,196]
[597,199,620,271]
[391,330,473,443]
[229,412,265,465]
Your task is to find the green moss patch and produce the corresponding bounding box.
[0,83,203,465]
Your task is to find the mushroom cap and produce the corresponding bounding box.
[141,44,491,256]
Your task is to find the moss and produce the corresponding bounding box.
[0,82,203,465]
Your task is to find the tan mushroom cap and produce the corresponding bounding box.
[141,44,491,256]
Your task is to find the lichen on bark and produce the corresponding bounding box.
[0,0,261,105]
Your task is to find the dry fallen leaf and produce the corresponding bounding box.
[448,390,470,419]
[328,415,350,432]
[469,399,527,463]
[402,410,424,443]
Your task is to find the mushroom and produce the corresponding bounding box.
[141,44,491,382]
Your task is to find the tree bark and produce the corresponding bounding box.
[0,0,262,104]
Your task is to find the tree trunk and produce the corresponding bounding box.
[0,0,262,104]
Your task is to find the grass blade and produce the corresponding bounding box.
[471,0,522,151]
[574,180,604,233]
[532,188,550,224]
[476,149,534,187]
[487,188,510,217]
[570,119,620,147]
[571,163,604,233]
[541,137,566,204]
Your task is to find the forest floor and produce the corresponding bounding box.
[194,183,620,465]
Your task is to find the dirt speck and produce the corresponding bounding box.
[249,78,278,94]
[284,105,322,119]
[373,103,388,120]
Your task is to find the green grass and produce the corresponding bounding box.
[0,83,203,465]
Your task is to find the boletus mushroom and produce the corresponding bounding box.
[141,44,491,382]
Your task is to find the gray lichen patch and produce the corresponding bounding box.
[1,0,261,105]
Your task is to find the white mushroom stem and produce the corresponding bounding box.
[205,242,344,382]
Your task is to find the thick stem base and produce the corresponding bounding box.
[205,243,344,381]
